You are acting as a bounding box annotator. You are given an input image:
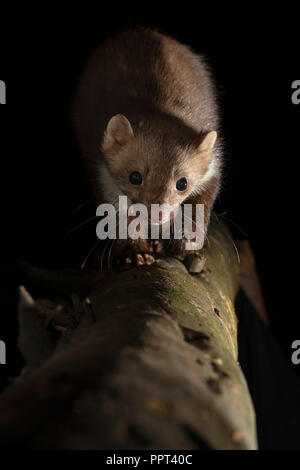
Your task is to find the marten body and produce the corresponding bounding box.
[72,28,222,265]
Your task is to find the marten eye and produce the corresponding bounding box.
[129,171,142,185]
[176,177,187,191]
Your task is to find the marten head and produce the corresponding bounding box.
[99,113,218,225]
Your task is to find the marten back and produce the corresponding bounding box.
[72,28,220,168]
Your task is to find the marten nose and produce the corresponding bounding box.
[148,205,171,225]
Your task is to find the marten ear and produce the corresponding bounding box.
[102,114,134,152]
[193,131,217,175]
[197,131,217,153]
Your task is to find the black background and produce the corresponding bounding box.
[0,4,299,388]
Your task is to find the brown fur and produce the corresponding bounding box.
[72,28,222,263]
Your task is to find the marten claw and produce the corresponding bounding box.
[115,251,155,270]
[132,252,155,267]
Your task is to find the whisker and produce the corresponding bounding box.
[215,212,248,238]
[182,213,197,227]
[214,214,241,264]
[81,240,101,270]
[101,239,112,271]
[64,215,99,238]
[107,217,120,270]
[166,222,173,249]
[230,237,240,264]
[73,198,93,214]
[107,239,116,271]
[204,233,211,249]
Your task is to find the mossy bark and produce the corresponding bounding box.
[0,217,257,449]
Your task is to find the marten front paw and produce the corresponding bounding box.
[114,238,155,268]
